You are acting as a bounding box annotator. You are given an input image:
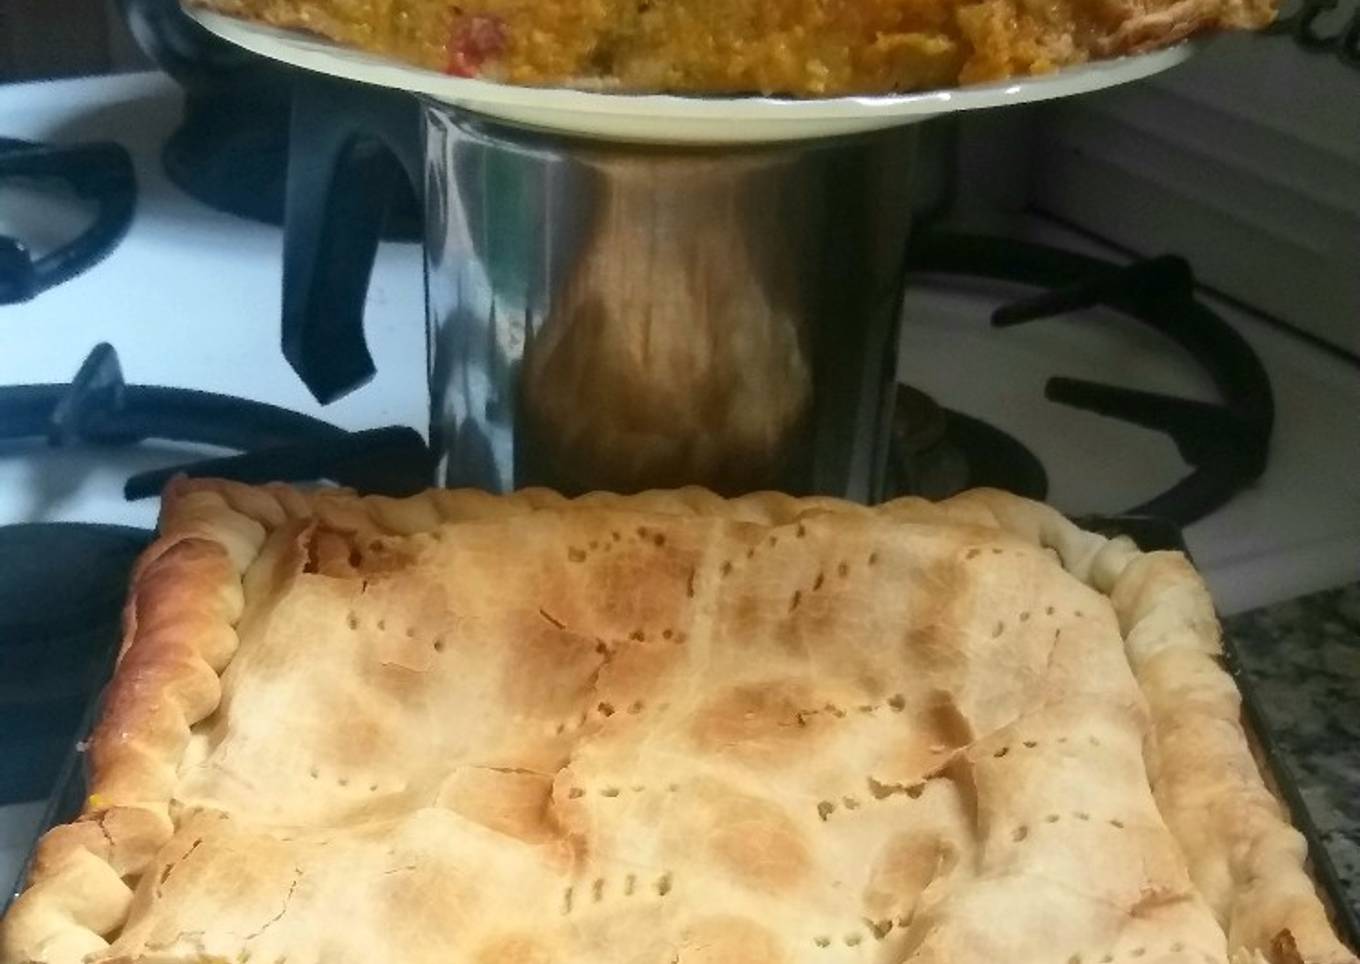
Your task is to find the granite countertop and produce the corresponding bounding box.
[1224,580,1360,921]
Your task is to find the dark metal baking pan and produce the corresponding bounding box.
[7,514,1359,953]
[1080,515,1360,951]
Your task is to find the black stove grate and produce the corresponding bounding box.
[0,343,434,500]
[903,233,1274,528]
[0,138,136,304]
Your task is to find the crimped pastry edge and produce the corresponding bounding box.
[0,478,1351,964]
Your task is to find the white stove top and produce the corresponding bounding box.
[0,72,428,533]
[1,70,1358,890]
[897,275,1360,616]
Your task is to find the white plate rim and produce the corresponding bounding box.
[188,7,1196,142]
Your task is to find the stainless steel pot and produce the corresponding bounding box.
[282,81,919,501]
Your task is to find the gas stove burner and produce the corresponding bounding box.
[887,384,1048,502]
[0,343,434,500]
[0,522,149,804]
[0,138,136,303]
[163,85,420,236]
[162,94,292,225]
[905,233,1274,527]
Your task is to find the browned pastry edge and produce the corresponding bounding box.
[1094,0,1274,56]
[0,478,1353,964]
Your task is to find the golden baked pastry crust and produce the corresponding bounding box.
[189,0,1272,95]
[1,481,1353,964]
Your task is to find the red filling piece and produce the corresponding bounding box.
[445,15,509,76]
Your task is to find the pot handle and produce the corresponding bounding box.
[282,77,422,404]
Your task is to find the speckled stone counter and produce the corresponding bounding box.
[1224,581,1360,918]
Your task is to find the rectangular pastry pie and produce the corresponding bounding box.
[1,480,1354,964]
[190,0,1274,95]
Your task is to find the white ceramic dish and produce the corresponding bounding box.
[190,7,1195,144]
